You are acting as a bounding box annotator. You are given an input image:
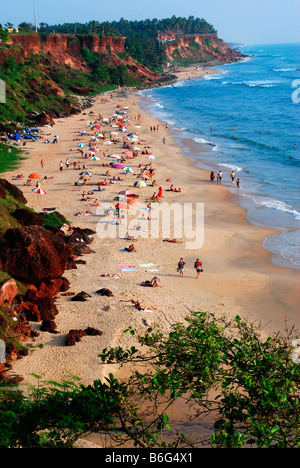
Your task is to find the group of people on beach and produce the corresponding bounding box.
[210,169,241,187]
[177,258,203,279]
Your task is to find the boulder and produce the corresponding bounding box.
[96,288,114,297]
[25,289,59,319]
[33,111,55,126]
[85,327,103,337]
[41,319,58,334]
[60,277,71,292]
[0,279,19,305]
[70,291,91,302]
[66,329,86,346]
[37,278,64,297]
[65,228,95,256]
[15,302,41,322]
[0,226,74,282]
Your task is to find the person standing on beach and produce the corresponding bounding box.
[194,258,203,279]
[231,171,235,183]
[59,161,63,172]
[236,178,241,188]
[177,258,185,277]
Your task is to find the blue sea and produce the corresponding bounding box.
[139,43,300,270]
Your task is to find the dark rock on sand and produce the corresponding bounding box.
[66,329,86,346]
[65,327,102,346]
[96,288,114,297]
[70,291,92,302]
[41,319,58,333]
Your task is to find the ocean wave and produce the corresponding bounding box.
[251,197,300,221]
[273,68,294,72]
[194,137,215,146]
[263,231,300,267]
[212,144,222,152]
[218,163,243,172]
[204,71,229,81]
[222,80,279,88]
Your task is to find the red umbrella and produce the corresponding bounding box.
[33,188,47,195]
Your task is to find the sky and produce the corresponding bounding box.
[1,0,300,45]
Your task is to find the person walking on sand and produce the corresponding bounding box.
[59,161,63,172]
[194,258,203,279]
[177,258,185,277]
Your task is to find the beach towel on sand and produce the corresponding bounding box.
[121,268,137,272]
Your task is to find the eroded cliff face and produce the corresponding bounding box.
[9,34,126,71]
[165,33,244,64]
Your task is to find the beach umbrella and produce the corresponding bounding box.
[92,125,101,129]
[124,167,133,173]
[79,171,91,176]
[134,181,146,188]
[28,173,41,179]
[78,131,87,135]
[146,155,157,160]
[78,143,86,148]
[112,164,124,169]
[89,156,100,161]
[120,189,133,195]
[33,188,46,195]
[102,141,113,145]
[124,150,133,158]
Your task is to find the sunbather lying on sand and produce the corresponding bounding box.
[124,244,136,252]
[163,238,182,243]
[100,273,121,278]
[75,210,93,216]
[140,276,161,288]
[124,232,137,241]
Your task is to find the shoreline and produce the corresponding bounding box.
[138,64,300,273]
[2,67,300,390]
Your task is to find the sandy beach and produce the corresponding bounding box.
[3,65,300,391]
